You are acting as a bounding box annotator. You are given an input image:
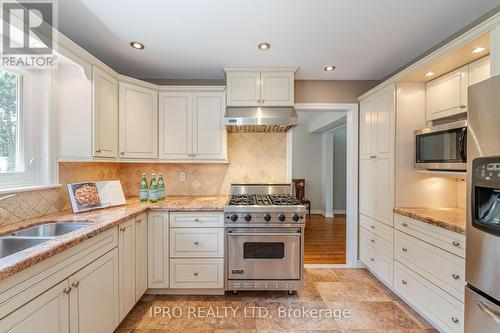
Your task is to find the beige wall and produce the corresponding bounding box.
[295,80,379,103]
[0,133,286,227]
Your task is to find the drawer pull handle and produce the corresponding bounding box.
[477,301,500,324]
[451,317,459,324]
[452,241,460,247]
[194,218,200,222]
[402,222,408,227]
[402,280,407,285]
[194,241,199,245]
[194,271,199,276]
[370,257,375,262]
[452,274,460,280]
[370,239,375,243]
[370,225,375,229]
[402,247,408,252]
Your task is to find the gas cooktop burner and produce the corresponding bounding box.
[228,194,301,206]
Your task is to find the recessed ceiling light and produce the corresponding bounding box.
[130,41,145,50]
[257,42,271,51]
[425,71,435,77]
[472,47,486,54]
[324,65,336,72]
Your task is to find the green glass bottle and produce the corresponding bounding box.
[149,174,158,203]
[139,173,149,202]
[157,173,165,201]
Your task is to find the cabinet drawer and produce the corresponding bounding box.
[395,230,465,301]
[169,212,224,228]
[170,228,224,257]
[360,214,393,244]
[169,259,224,289]
[359,240,393,287]
[395,214,465,258]
[360,225,393,257]
[394,261,463,333]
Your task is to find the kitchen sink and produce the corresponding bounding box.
[0,237,53,259]
[9,222,92,238]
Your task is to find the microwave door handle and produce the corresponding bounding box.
[458,128,467,162]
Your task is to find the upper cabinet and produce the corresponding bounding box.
[93,67,118,158]
[159,90,227,161]
[225,68,296,107]
[119,82,158,159]
[426,55,490,121]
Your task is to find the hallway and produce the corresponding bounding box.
[304,214,346,264]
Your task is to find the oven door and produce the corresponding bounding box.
[414,121,467,171]
[227,227,301,280]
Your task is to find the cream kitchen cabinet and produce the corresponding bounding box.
[159,90,226,161]
[118,219,136,320]
[92,66,118,158]
[0,280,70,333]
[426,65,468,121]
[135,214,148,301]
[468,55,490,86]
[119,82,158,159]
[358,84,395,227]
[225,69,295,106]
[69,248,120,333]
[148,211,169,288]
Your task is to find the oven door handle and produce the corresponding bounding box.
[227,232,301,236]
[477,301,500,324]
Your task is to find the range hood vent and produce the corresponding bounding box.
[224,107,298,133]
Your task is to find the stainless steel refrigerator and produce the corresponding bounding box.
[465,75,500,332]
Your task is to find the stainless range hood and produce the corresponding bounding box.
[224,107,298,133]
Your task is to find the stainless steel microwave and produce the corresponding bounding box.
[414,120,467,171]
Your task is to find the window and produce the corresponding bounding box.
[0,68,22,173]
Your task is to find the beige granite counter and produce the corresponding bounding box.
[394,207,466,234]
[0,195,228,281]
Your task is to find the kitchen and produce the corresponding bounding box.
[1,1,500,332]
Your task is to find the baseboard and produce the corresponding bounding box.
[304,264,349,268]
[310,209,324,214]
[333,209,346,214]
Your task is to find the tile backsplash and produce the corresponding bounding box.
[0,133,287,227]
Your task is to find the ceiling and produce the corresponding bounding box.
[58,0,500,80]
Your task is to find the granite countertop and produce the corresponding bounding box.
[0,195,228,281]
[394,207,466,234]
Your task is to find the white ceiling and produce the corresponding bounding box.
[58,0,500,80]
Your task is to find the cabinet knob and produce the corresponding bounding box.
[452,274,460,280]
[63,287,72,294]
[452,241,460,247]
[120,152,125,156]
[194,241,199,245]
[402,247,408,252]
[460,105,466,109]
[194,218,200,222]
[402,222,408,227]
[402,280,407,285]
[194,271,199,276]
[370,257,375,262]
[120,227,126,232]
[370,225,375,229]
[71,281,79,288]
[451,317,459,324]
[137,218,142,223]
[261,100,265,103]
[96,149,101,153]
[370,239,375,243]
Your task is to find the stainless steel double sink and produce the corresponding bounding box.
[0,222,92,259]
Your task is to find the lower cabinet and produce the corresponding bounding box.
[147,212,170,288]
[69,248,120,333]
[170,259,224,289]
[0,280,70,333]
[118,219,136,320]
[135,213,148,301]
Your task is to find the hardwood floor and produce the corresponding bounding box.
[304,214,346,264]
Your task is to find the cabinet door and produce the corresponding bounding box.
[469,56,490,86]
[118,219,136,320]
[69,248,119,333]
[226,71,261,106]
[193,92,227,160]
[358,158,373,217]
[119,82,158,158]
[92,67,118,158]
[358,97,374,217]
[260,71,294,106]
[359,97,374,160]
[372,85,395,226]
[148,212,169,288]
[158,92,193,160]
[0,280,69,333]
[426,65,468,121]
[135,214,148,301]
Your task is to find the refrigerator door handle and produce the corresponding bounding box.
[477,301,500,324]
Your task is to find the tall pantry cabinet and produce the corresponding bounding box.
[358,83,396,287]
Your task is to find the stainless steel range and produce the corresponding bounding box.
[224,184,306,294]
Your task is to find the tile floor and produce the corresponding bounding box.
[116,268,437,333]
